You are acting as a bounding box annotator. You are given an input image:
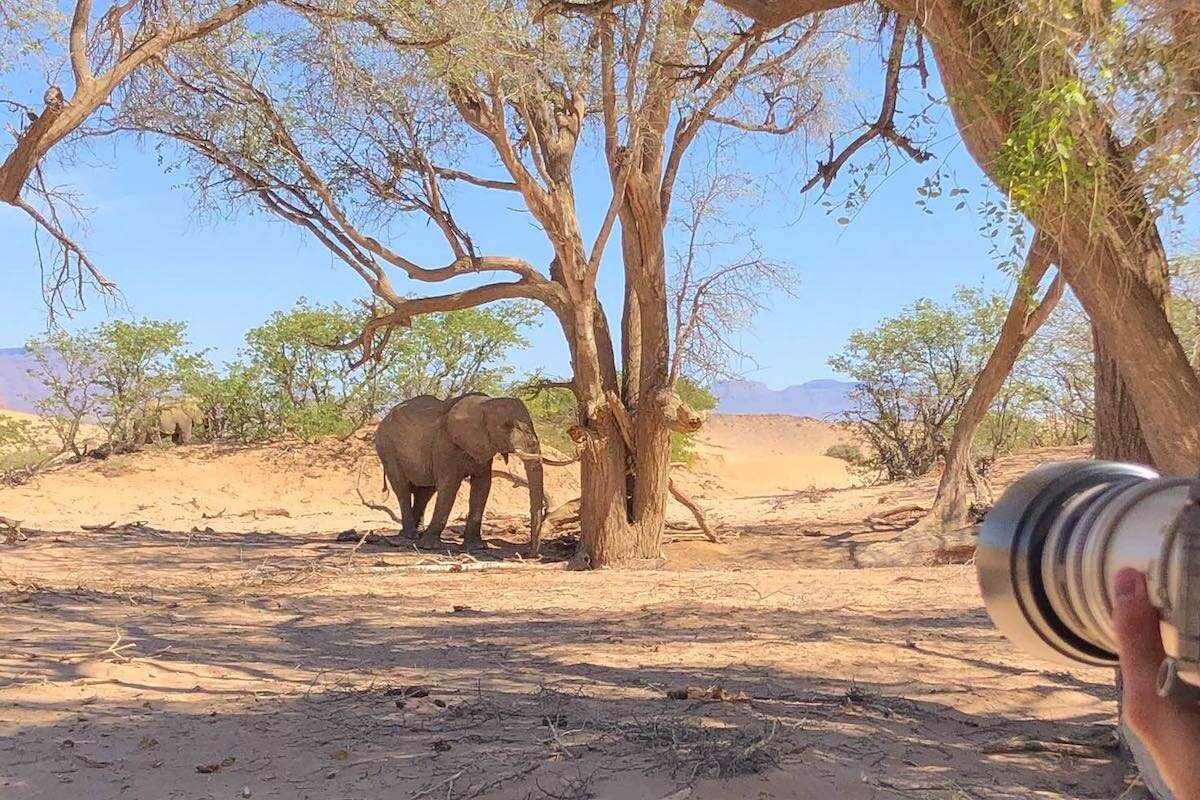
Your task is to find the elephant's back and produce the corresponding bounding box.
[375,395,447,483]
[379,395,448,429]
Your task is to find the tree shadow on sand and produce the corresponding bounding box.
[0,572,1137,800]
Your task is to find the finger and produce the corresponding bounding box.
[1111,568,1166,674]
[1111,568,1168,731]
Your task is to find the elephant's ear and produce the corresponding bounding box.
[443,395,496,464]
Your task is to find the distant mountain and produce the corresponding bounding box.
[0,348,46,414]
[712,379,857,419]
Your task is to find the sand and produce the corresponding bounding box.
[0,415,1142,799]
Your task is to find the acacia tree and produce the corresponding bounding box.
[123,0,839,566]
[719,0,1200,477]
[912,234,1063,536]
[0,0,267,309]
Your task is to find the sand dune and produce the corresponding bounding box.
[689,414,858,497]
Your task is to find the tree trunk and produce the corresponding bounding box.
[620,215,643,522]
[1192,301,1200,375]
[627,175,677,563]
[574,412,643,568]
[918,235,1063,533]
[1094,327,1156,465]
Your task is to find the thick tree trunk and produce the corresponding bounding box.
[574,413,643,568]
[919,236,1063,533]
[626,190,674,561]
[1094,328,1156,465]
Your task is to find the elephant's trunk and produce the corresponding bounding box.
[519,452,545,557]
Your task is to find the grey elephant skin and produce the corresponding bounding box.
[140,398,202,445]
[374,393,547,554]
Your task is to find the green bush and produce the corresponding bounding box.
[0,416,50,475]
[180,363,273,443]
[26,319,201,455]
[24,301,539,449]
[824,442,866,465]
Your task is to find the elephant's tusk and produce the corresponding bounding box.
[511,449,579,467]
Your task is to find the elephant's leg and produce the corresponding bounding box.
[462,471,492,550]
[382,463,418,538]
[177,417,193,445]
[411,487,434,531]
[418,479,461,550]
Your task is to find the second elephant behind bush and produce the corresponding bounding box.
[138,397,203,445]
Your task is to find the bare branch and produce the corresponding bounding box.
[422,164,520,192]
[801,17,930,193]
[10,194,116,300]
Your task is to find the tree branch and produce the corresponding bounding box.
[10,195,116,297]
[667,478,719,542]
[69,0,94,86]
[800,17,930,193]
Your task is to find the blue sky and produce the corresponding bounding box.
[1,42,1195,388]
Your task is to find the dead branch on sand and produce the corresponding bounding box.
[864,505,927,531]
[668,479,718,543]
[375,560,566,574]
[57,628,137,663]
[81,520,149,532]
[354,459,403,526]
[982,734,1116,760]
[1,516,26,544]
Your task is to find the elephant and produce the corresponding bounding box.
[374,393,547,554]
[138,397,202,445]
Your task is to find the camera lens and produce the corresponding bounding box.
[977,461,1193,670]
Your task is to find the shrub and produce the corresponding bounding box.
[26,319,200,454]
[824,442,866,465]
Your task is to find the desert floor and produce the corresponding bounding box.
[0,416,1139,799]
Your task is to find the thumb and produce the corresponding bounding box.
[1111,568,1165,690]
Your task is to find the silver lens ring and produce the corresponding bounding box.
[1088,479,1195,649]
[1043,482,1119,653]
[1068,479,1154,653]
[978,461,1159,667]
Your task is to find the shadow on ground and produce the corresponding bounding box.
[1,569,1131,800]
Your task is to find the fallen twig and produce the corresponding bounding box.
[58,628,137,663]
[410,767,468,800]
[982,735,1117,760]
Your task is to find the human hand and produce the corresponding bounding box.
[1112,567,1200,799]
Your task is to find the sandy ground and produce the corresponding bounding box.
[0,416,1139,799]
